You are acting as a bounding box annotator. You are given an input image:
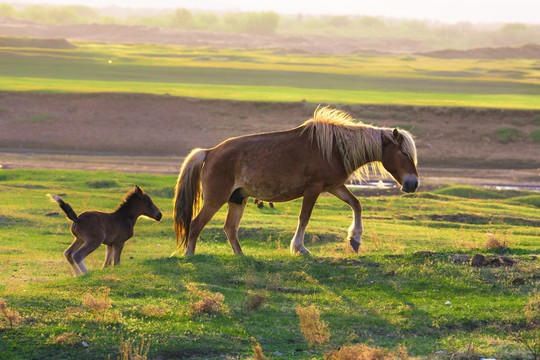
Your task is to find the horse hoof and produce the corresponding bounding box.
[349,239,360,253]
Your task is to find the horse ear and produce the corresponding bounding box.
[135,185,143,194]
[393,128,403,143]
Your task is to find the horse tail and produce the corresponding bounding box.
[48,194,79,223]
[173,148,207,252]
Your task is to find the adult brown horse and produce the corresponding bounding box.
[173,107,418,256]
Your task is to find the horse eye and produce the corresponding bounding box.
[401,151,408,157]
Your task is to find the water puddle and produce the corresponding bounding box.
[347,181,540,192]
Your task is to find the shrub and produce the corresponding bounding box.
[296,304,330,346]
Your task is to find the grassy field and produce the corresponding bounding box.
[1,38,539,109]
[0,169,539,359]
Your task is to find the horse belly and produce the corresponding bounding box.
[236,159,310,202]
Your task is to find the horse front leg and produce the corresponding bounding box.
[329,185,363,253]
[290,185,322,255]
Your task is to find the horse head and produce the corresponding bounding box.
[134,185,162,221]
[382,129,419,193]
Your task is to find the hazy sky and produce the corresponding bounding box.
[7,0,540,24]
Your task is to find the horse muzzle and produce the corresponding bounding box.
[154,211,163,221]
[401,175,419,193]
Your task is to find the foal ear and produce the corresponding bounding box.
[135,185,143,194]
[392,128,403,143]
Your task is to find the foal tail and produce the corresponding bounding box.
[48,194,79,223]
[173,148,207,251]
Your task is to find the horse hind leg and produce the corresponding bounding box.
[65,237,84,276]
[72,237,104,274]
[185,200,225,255]
[223,199,248,255]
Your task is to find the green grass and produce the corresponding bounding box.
[531,129,540,143]
[0,169,539,359]
[0,38,539,109]
[495,126,526,143]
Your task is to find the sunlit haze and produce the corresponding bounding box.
[6,0,540,24]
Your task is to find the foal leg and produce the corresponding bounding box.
[112,242,125,266]
[290,185,322,255]
[329,185,363,253]
[103,245,114,268]
[72,238,103,274]
[223,199,248,255]
[65,237,84,276]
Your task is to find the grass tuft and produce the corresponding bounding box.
[324,343,409,360]
[187,283,227,315]
[0,298,20,329]
[296,304,330,347]
[82,287,112,318]
[244,290,269,311]
[52,332,79,345]
[252,340,269,360]
[114,335,150,360]
[495,126,525,143]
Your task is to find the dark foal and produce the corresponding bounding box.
[50,186,162,275]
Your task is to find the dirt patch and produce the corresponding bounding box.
[0,36,75,49]
[427,214,540,227]
[418,43,540,59]
[470,254,515,267]
[1,91,539,173]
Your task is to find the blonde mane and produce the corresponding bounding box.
[300,106,417,180]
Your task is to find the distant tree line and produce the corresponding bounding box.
[1,3,539,47]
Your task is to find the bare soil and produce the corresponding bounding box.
[1,91,539,186]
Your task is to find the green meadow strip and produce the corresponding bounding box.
[1,76,539,109]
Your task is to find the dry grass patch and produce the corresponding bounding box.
[296,304,330,347]
[244,290,269,311]
[113,335,150,360]
[0,298,20,329]
[139,304,166,318]
[324,343,409,360]
[52,332,78,345]
[82,287,112,314]
[252,340,269,360]
[485,232,509,250]
[187,283,228,315]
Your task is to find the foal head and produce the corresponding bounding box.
[382,129,419,193]
[121,185,162,221]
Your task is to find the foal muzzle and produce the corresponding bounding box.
[401,175,419,193]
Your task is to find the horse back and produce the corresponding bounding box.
[202,127,349,202]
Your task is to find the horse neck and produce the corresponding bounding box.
[341,127,384,173]
[114,200,143,223]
